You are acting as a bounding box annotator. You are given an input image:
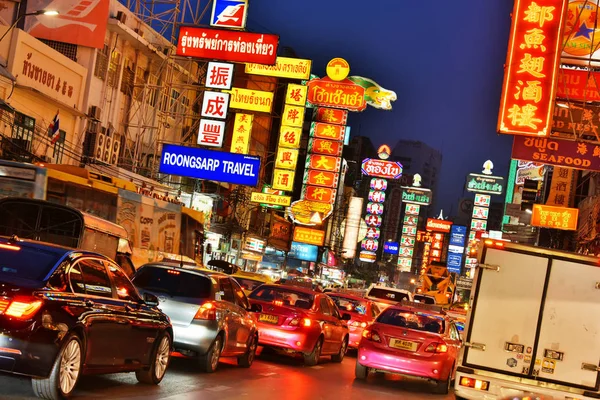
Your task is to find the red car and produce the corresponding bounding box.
[355,302,462,394]
[248,284,351,365]
[327,293,381,349]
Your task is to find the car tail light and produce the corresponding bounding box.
[350,321,368,328]
[289,318,312,327]
[0,243,21,251]
[459,376,489,391]
[273,300,283,307]
[194,302,216,320]
[362,329,381,343]
[425,342,448,353]
[0,299,9,314]
[5,298,43,319]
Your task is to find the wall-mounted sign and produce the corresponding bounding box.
[315,107,348,125]
[244,237,265,253]
[361,158,403,179]
[285,83,308,106]
[512,135,600,171]
[177,27,279,65]
[159,144,260,186]
[556,68,600,102]
[210,0,248,29]
[497,0,567,136]
[245,56,312,80]
[383,241,399,255]
[223,87,274,113]
[293,226,325,246]
[426,218,452,233]
[359,251,377,263]
[250,192,291,207]
[205,61,235,90]
[474,193,491,207]
[308,138,343,157]
[306,154,342,173]
[472,206,489,220]
[531,204,579,231]
[201,91,230,119]
[306,77,366,111]
[272,169,294,191]
[370,178,387,191]
[197,119,226,147]
[289,200,334,226]
[470,219,488,232]
[310,122,345,141]
[466,173,504,195]
[405,204,421,215]
[361,239,378,252]
[401,187,432,205]
[289,241,318,262]
[368,190,385,203]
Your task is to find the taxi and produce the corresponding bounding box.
[327,292,381,349]
[232,271,273,296]
[248,284,351,366]
[355,301,462,394]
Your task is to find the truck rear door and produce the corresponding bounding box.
[463,246,549,376]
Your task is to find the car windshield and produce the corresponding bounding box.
[378,308,445,334]
[414,295,436,304]
[250,286,314,310]
[367,287,410,302]
[234,277,265,292]
[450,302,469,312]
[0,245,63,281]
[329,295,368,315]
[133,266,212,299]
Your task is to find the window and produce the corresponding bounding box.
[78,258,113,298]
[0,244,64,282]
[367,288,410,303]
[68,264,86,295]
[146,73,158,107]
[319,298,332,316]
[449,324,460,341]
[233,277,265,293]
[371,304,381,318]
[133,66,146,99]
[249,287,314,310]
[47,261,71,291]
[231,279,250,309]
[39,39,77,62]
[219,278,235,303]
[107,50,121,87]
[329,295,368,315]
[12,112,35,152]
[120,60,134,96]
[133,266,212,299]
[327,298,341,319]
[108,263,139,302]
[377,308,445,334]
[94,44,109,80]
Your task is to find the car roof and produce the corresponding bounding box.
[259,283,317,296]
[327,292,370,302]
[385,301,447,318]
[368,285,411,294]
[0,235,107,260]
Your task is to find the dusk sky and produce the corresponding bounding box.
[246,1,516,215]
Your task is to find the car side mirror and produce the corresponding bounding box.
[143,292,159,307]
[250,303,262,313]
[341,313,352,321]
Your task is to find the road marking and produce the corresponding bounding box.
[206,385,231,392]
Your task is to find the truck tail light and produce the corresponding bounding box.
[459,376,489,391]
[194,302,216,320]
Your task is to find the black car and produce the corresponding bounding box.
[0,235,173,399]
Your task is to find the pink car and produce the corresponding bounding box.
[355,302,462,394]
[248,284,351,366]
[327,293,382,349]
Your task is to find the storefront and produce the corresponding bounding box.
[286,241,318,276]
[240,236,266,271]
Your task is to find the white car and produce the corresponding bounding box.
[364,284,413,311]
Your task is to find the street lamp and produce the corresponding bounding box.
[0,9,59,44]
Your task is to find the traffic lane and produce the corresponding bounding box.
[0,349,455,399]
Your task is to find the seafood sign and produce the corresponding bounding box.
[512,136,600,171]
[176,26,279,65]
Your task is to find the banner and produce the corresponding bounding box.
[512,136,600,171]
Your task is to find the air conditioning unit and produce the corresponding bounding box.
[110,138,121,165]
[88,105,101,120]
[102,136,113,163]
[95,133,106,160]
[116,11,127,24]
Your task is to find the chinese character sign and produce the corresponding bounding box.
[197,119,226,147]
[201,91,230,119]
[272,169,295,191]
[205,61,234,90]
[546,167,573,207]
[282,104,306,127]
[279,126,302,149]
[498,0,568,136]
[230,113,253,154]
[285,84,308,106]
[275,148,299,170]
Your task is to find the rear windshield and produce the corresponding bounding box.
[133,266,212,299]
[0,245,63,281]
[329,295,368,315]
[367,288,410,302]
[414,295,436,304]
[378,308,445,334]
[249,286,314,310]
[234,277,265,292]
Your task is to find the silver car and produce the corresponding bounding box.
[132,263,258,372]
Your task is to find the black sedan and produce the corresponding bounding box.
[0,235,173,399]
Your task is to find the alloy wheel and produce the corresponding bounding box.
[59,339,81,394]
[211,337,222,371]
[155,335,170,379]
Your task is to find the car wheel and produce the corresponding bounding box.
[355,361,368,380]
[434,374,452,395]
[331,337,348,363]
[199,334,223,373]
[303,337,322,366]
[136,331,171,384]
[32,333,83,400]
[237,334,257,368]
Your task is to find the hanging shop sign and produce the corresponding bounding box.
[361,158,403,179]
[531,204,579,231]
[361,239,378,252]
[366,202,384,215]
[426,218,452,233]
[310,122,345,141]
[365,227,380,240]
[285,84,308,106]
[159,144,260,186]
[497,0,568,136]
[272,169,295,191]
[405,204,421,215]
[245,56,312,80]
[293,226,325,246]
[308,138,343,157]
[281,105,306,127]
[471,219,488,232]
[556,68,600,102]
[474,193,491,207]
[223,87,274,113]
[359,251,377,263]
[176,26,279,65]
[546,167,574,208]
[398,247,413,258]
[201,91,230,119]
[315,107,348,125]
[197,119,226,147]
[306,154,342,172]
[365,214,382,227]
[466,173,504,195]
[368,190,385,203]
[275,148,299,170]
[401,186,432,205]
[289,200,334,226]
[304,170,339,188]
[302,185,336,204]
[370,178,387,191]
[512,135,600,171]
[250,192,291,207]
[326,57,351,81]
[289,241,319,262]
[278,126,302,149]
[472,206,490,220]
[383,241,399,255]
[306,77,366,111]
[210,0,249,29]
[205,61,235,90]
[230,113,253,154]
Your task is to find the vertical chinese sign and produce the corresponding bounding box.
[230,113,253,154]
[498,0,567,136]
[198,61,234,147]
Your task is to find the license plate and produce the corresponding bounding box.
[259,314,278,324]
[390,338,418,351]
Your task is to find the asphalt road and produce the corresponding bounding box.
[1,348,456,399]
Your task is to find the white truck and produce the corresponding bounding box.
[455,240,600,400]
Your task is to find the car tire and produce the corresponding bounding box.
[331,337,348,363]
[199,334,223,373]
[31,333,83,400]
[237,334,258,368]
[136,331,171,385]
[303,337,322,366]
[355,361,368,380]
[434,374,452,395]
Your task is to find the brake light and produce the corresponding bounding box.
[0,299,9,314]
[351,321,367,328]
[425,342,448,353]
[5,299,43,319]
[194,302,216,320]
[0,243,20,251]
[459,376,489,391]
[289,317,312,327]
[362,329,381,343]
[167,269,180,275]
[273,300,283,306]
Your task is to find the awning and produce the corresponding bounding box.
[182,207,205,225]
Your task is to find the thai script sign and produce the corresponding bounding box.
[556,68,600,102]
[361,158,403,179]
[307,77,366,111]
[245,56,312,79]
[176,26,279,65]
[250,192,291,207]
[426,218,452,233]
[497,0,568,136]
[466,173,504,195]
[512,135,600,171]
[531,204,578,231]
[223,87,273,113]
[159,144,260,186]
[401,187,432,205]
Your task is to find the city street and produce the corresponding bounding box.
[1,349,454,399]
